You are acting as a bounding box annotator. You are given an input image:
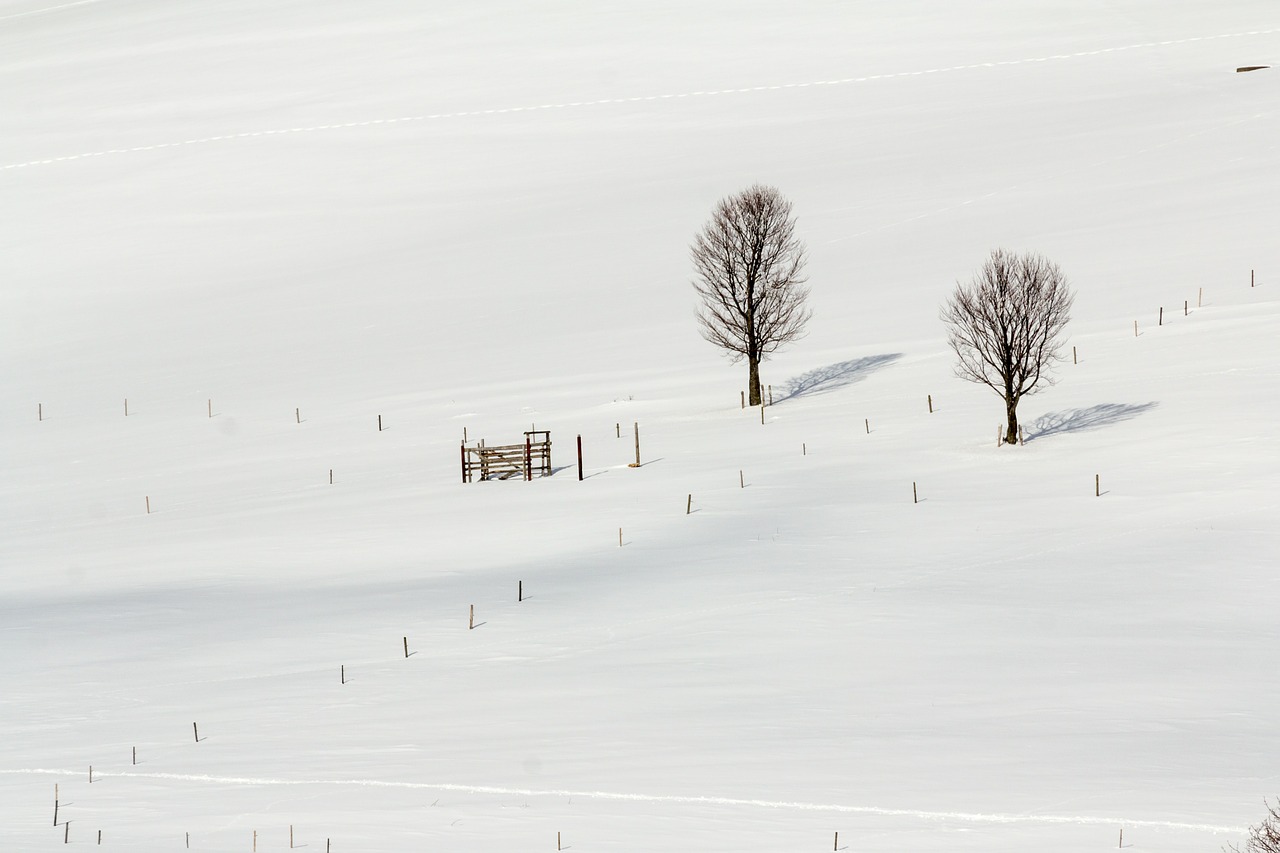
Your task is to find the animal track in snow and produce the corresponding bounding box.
[3,28,1276,173]
[0,767,1247,834]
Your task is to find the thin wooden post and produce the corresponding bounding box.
[124,398,128,416]
[864,418,869,434]
[53,798,58,826]
[341,665,345,684]
[207,399,212,418]
[760,404,765,425]
[403,636,409,658]
[634,422,641,466]
[193,721,199,742]
[98,829,101,845]
[254,829,257,852]
[1134,320,1138,337]
[133,746,136,765]
[469,605,475,630]
[996,425,1002,447]
[739,470,744,489]
[1159,306,1163,326]
[460,444,467,483]
[519,580,523,602]
[768,385,773,405]
[1120,827,1123,847]
[1072,345,1077,364]
[616,422,620,438]
[1198,286,1203,307]
[835,831,839,850]
[912,481,918,504]
[1251,269,1255,288]
[1096,474,1100,497]
[89,765,93,783]
[39,403,42,421]
[146,496,151,514]
[1184,300,1188,316]
[290,825,294,848]
[65,822,69,843]
[187,831,190,848]
[329,468,334,485]
[378,414,382,431]
[686,494,692,515]
[525,435,532,481]
[927,394,933,413]
[740,390,745,409]
[558,831,562,850]
[576,434,583,481]
[803,443,806,455]
[618,527,623,547]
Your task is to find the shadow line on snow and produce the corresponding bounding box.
[1025,402,1159,442]
[775,354,902,403]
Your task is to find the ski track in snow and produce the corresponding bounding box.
[2,28,1277,173]
[0,768,1246,834]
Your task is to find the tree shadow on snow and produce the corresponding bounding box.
[775,353,902,403]
[1025,402,1159,442]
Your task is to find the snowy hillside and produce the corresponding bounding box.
[3,2,1279,850]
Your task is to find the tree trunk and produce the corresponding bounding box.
[748,356,762,406]
[1004,395,1019,445]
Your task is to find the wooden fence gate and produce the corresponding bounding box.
[461,430,552,482]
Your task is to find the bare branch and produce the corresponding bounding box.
[941,249,1075,444]
[691,185,811,405]
[1225,799,1280,853]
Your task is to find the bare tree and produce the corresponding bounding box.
[1227,800,1280,853]
[691,184,811,406]
[941,249,1074,445]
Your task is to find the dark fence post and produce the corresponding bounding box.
[576,435,583,480]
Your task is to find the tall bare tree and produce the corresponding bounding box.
[691,185,810,406]
[942,249,1074,445]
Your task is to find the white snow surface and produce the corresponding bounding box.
[3,1,1279,850]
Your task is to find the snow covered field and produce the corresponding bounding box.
[3,2,1279,850]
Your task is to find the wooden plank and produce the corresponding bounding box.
[462,434,552,481]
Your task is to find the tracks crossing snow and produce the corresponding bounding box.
[3,28,1276,173]
[0,768,1246,834]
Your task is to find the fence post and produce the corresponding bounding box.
[577,435,583,481]
[525,435,532,481]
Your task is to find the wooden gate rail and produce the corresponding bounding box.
[461,430,552,482]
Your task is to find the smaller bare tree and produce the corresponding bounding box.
[1227,800,1280,853]
[942,249,1074,444]
[691,184,811,406]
